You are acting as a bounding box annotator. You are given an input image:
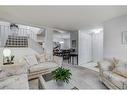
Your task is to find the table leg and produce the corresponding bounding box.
[72,57,74,65]
[77,56,78,65]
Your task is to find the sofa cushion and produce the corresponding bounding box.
[29,62,58,73]
[113,62,127,78]
[25,55,38,67]
[109,73,127,89]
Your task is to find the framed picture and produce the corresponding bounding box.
[122,31,127,44]
[72,40,76,47]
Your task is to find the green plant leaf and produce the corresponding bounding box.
[52,67,72,83]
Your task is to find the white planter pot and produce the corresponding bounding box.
[56,80,64,86]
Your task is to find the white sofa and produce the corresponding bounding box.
[22,54,62,80]
[98,58,127,89]
[0,54,62,89]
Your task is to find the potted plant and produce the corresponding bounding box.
[52,67,72,86]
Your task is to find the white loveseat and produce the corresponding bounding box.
[22,54,62,80]
[98,58,127,89]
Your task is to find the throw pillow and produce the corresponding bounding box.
[112,57,120,69]
[113,62,127,78]
[36,53,46,63]
[99,61,113,71]
[40,54,46,63]
[45,53,53,62]
[35,54,40,62]
[35,54,45,63]
[24,55,38,67]
[103,58,117,70]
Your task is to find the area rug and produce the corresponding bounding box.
[29,64,107,89]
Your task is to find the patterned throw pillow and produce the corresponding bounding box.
[24,55,38,67]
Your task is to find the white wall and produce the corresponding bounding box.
[103,15,127,61]
[63,39,70,49]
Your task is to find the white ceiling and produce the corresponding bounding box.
[53,30,70,39]
[0,6,127,31]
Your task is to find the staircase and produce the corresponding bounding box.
[4,35,43,54]
[0,25,44,54]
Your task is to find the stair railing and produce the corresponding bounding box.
[0,25,37,47]
[0,25,10,47]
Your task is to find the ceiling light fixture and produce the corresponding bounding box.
[59,41,64,44]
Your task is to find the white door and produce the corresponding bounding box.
[92,31,103,62]
[79,31,92,65]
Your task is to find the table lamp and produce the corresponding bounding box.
[3,48,14,65]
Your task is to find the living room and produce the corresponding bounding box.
[0,6,127,90]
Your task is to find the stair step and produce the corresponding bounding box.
[5,46,28,47]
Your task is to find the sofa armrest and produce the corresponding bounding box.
[0,64,28,79]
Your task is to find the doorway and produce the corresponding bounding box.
[78,28,103,71]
